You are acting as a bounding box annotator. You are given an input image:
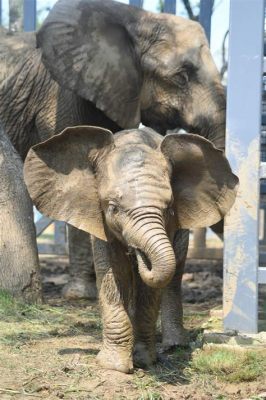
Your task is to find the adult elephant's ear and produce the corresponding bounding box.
[161,134,239,229]
[36,0,141,129]
[24,126,114,241]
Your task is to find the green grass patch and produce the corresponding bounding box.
[0,290,101,346]
[0,289,65,323]
[201,316,223,331]
[0,289,15,313]
[190,346,266,383]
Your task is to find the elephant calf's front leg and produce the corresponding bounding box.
[97,272,134,373]
[133,274,161,368]
[161,229,189,349]
[93,238,134,373]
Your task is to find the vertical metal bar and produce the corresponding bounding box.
[164,0,176,14]
[54,221,66,248]
[23,0,36,32]
[193,228,207,250]
[129,0,143,8]
[199,0,214,43]
[224,0,264,333]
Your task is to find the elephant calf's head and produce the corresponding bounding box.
[24,126,238,288]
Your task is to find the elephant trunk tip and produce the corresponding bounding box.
[135,249,176,289]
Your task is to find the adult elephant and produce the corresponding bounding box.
[0,0,225,304]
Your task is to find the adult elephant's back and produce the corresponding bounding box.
[0,27,119,160]
[0,27,36,83]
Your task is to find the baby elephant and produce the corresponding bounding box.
[24,126,238,373]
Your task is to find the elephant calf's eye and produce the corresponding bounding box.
[175,71,188,88]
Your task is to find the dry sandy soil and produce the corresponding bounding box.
[0,256,265,400]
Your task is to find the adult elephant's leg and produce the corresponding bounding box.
[133,273,161,368]
[92,237,134,373]
[0,127,42,303]
[161,229,189,350]
[62,225,97,300]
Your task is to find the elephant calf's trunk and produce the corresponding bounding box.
[133,226,176,289]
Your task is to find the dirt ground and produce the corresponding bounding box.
[0,256,265,400]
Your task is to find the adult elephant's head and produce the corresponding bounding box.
[24,126,238,288]
[37,0,226,150]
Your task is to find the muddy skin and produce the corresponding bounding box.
[24,126,238,373]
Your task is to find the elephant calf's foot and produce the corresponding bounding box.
[96,346,134,374]
[133,342,157,369]
[162,326,188,351]
[62,278,97,300]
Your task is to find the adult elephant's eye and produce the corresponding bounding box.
[175,71,188,88]
[108,202,119,214]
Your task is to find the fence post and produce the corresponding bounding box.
[193,228,206,250]
[129,0,143,8]
[23,0,36,32]
[199,0,214,43]
[164,0,176,14]
[54,221,67,249]
[223,0,264,333]
[191,1,213,253]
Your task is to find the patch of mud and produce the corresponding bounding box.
[40,256,224,306]
[183,259,223,304]
[40,256,70,299]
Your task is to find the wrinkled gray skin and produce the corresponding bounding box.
[0,28,118,299]
[0,123,41,302]
[24,126,238,373]
[1,1,225,301]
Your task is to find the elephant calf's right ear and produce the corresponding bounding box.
[24,126,114,241]
[161,133,239,229]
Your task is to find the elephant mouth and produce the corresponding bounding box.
[135,249,152,271]
[134,247,174,289]
[127,246,152,274]
[141,105,185,134]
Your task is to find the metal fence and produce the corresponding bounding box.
[0,0,213,36]
[35,216,67,255]
[224,0,265,334]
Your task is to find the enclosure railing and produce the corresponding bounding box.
[224,0,265,333]
[0,0,213,37]
[35,216,66,255]
[23,0,36,31]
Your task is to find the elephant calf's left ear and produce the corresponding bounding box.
[24,126,114,241]
[161,133,239,229]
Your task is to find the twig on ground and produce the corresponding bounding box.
[0,387,42,397]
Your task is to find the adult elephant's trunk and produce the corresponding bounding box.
[125,209,176,289]
[192,82,226,152]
